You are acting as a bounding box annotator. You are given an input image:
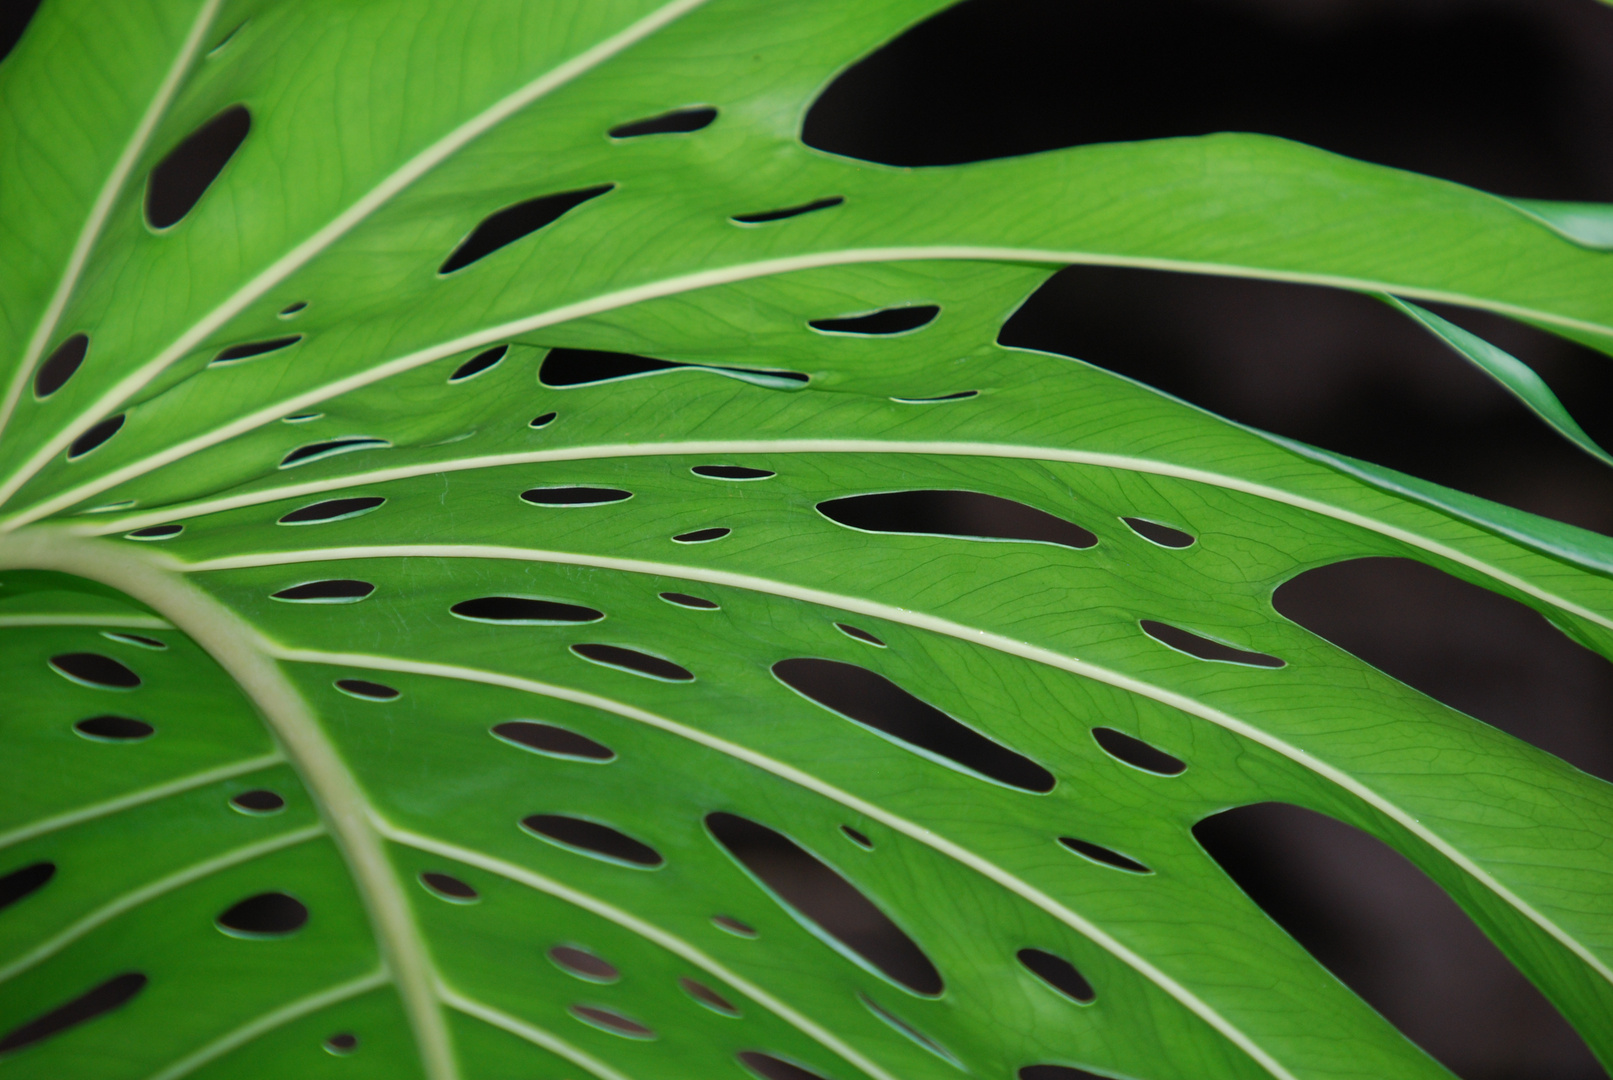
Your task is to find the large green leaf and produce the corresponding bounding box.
[2,2,1612,1079]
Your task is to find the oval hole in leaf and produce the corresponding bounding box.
[706,811,943,996]
[334,678,399,701]
[1017,947,1095,1004]
[731,196,844,225]
[210,335,302,366]
[451,597,603,624]
[570,1005,654,1039]
[419,872,479,904]
[1123,517,1195,548]
[50,652,139,689]
[323,1033,358,1055]
[529,411,557,428]
[609,106,717,138]
[125,524,182,540]
[145,105,250,229]
[1194,802,1603,1075]
[819,490,1096,549]
[216,891,308,938]
[74,715,154,742]
[571,643,693,682]
[449,345,507,382]
[271,579,374,604]
[712,915,756,937]
[835,623,885,647]
[230,790,285,815]
[860,992,961,1066]
[692,465,774,480]
[673,527,729,543]
[520,486,631,506]
[660,592,718,610]
[539,347,808,389]
[0,972,147,1054]
[279,437,390,469]
[0,862,55,912]
[810,305,939,336]
[1090,727,1185,776]
[738,1051,833,1080]
[278,495,386,524]
[439,184,614,274]
[680,976,740,1016]
[491,721,614,762]
[34,333,87,398]
[549,945,619,983]
[1058,836,1152,874]
[101,632,165,650]
[67,414,124,459]
[1141,619,1284,668]
[841,826,873,849]
[774,658,1054,793]
[521,814,663,868]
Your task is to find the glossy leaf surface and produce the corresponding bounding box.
[2,3,1612,1080]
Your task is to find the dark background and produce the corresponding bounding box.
[5,1,1613,1076]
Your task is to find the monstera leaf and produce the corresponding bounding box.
[4,2,1613,1079]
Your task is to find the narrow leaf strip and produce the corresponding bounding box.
[1382,295,1613,468]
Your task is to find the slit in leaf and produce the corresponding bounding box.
[419,872,479,904]
[125,524,183,540]
[692,465,775,480]
[774,657,1054,792]
[216,892,308,938]
[1018,947,1095,1004]
[279,437,389,469]
[860,992,962,1066]
[1141,619,1284,668]
[1091,727,1186,776]
[0,862,55,912]
[101,632,165,650]
[529,411,557,428]
[706,811,943,995]
[810,305,939,336]
[738,1052,832,1080]
[835,623,885,647]
[439,185,614,274]
[731,196,844,225]
[278,301,306,317]
[841,825,873,849]
[449,345,507,382]
[539,347,808,390]
[210,335,302,367]
[74,715,154,742]
[145,105,251,229]
[681,976,740,1016]
[271,579,374,604]
[50,652,139,689]
[520,486,631,506]
[713,914,757,937]
[492,721,615,761]
[1020,1067,1108,1080]
[673,527,730,543]
[1058,836,1152,874]
[661,592,718,610]
[571,643,693,682]
[521,814,663,867]
[570,1005,655,1039]
[451,597,603,624]
[819,490,1096,549]
[67,414,124,459]
[334,678,399,701]
[324,1033,358,1055]
[0,973,147,1055]
[34,333,87,398]
[230,790,285,815]
[609,106,717,138]
[550,946,619,982]
[891,390,977,403]
[278,496,385,524]
[1123,517,1195,548]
